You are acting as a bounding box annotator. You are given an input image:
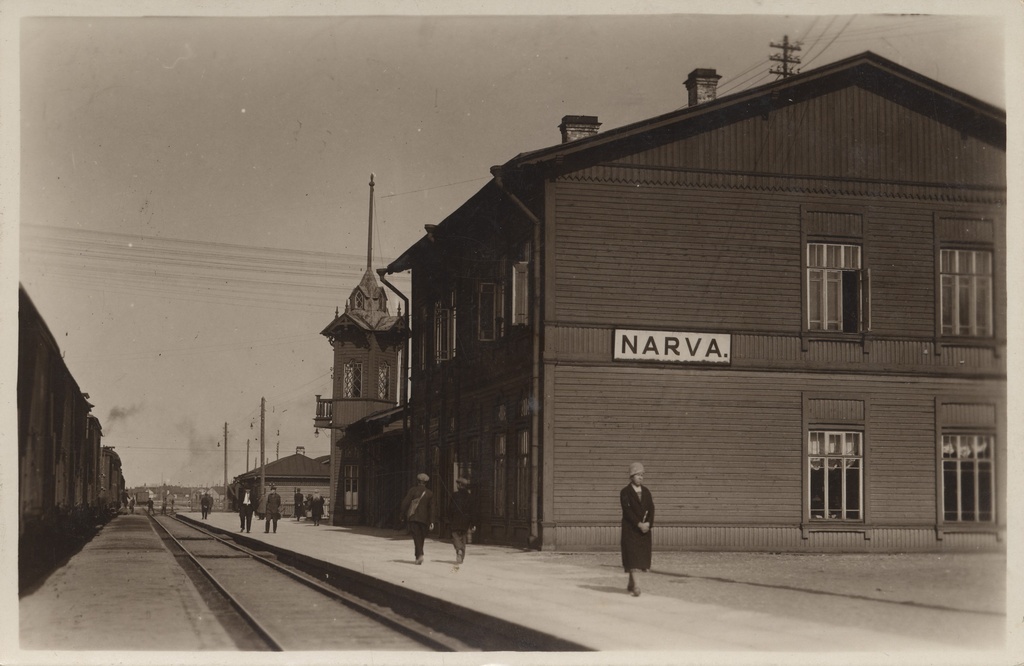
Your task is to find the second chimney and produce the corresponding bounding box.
[559,115,601,143]
[684,68,721,107]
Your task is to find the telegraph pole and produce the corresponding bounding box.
[223,422,228,511]
[246,438,250,470]
[770,35,802,79]
[260,398,266,494]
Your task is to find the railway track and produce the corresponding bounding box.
[148,514,473,651]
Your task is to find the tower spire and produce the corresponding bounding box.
[366,173,375,271]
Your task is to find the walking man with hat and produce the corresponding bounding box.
[400,473,435,565]
[448,476,478,565]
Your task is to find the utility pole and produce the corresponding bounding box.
[222,423,228,511]
[246,438,251,471]
[260,397,266,494]
[770,35,802,79]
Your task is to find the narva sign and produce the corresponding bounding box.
[614,329,731,364]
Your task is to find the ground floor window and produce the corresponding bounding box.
[942,434,994,522]
[514,429,530,519]
[493,434,506,517]
[343,464,359,511]
[808,430,862,520]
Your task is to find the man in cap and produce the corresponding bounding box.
[264,485,282,533]
[400,473,435,565]
[448,477,478,565]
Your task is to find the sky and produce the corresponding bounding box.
[4,1,1016,489]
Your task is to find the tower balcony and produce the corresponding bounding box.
[313,394,333,429]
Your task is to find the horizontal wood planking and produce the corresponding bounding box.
[549,365,1004,528]
[550,524,1002,552]
[616,84,1004,186]
[553,182,1004,345]
[546,325,1004,375]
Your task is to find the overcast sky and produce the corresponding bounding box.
[5,2,1015,488]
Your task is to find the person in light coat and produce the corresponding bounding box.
[620,462,655,597]
[399,473,435,565]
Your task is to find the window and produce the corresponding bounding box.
[493,433,506,517]
[377,362,390,400]
[343,361,362,398]
[343,464,359,511]
[807,243,863,333]
[434,292,457,362]
[478,282,502,341]
[511,262,529,326]
[352,291,365,310]
[808,430,862,520]
[514,430,530,519]
[940,249,993,337]
[942,434,994,522]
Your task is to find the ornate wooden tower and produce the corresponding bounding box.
[316,174,406,523]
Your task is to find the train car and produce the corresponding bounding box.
[18,286,113,591]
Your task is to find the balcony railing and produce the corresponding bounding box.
[314,395,333,428]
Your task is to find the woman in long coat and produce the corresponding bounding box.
[620,462,655,597]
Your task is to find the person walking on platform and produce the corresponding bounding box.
[448,477,478,565]
[160,494,168,516]
[264,485,282,533]
[400,473,435,565]
[128,495,136,515]
[200,491,212,519]
[170,494,176,514]
[238,484,257,533]
[310,492,325,526]
[147,497,154,515]
[294,488,305,521]
[620,462,655,597]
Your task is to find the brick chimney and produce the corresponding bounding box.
[559,115,601,143]
[684,68,721,107]
[296,446,306,456]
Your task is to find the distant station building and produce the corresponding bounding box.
[235,448,330,517]
[379,52,1006,552]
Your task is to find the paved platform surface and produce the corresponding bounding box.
[18,512,235,651]
[13,510,1017,665]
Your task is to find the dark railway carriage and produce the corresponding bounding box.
[19,286,114,589]
[381,52,1006,552]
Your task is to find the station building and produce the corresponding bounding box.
[379,51,1006,552]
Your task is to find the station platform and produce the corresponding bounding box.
[15,510,1011,664]
[177,511,998,654]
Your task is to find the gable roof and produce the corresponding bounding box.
[384,51,1005,277]
[237,452,329,481]
[502,51,1004,175]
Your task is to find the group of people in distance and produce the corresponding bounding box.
[292,488,326,526]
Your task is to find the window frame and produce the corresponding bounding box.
[940,432,996,523]
[938,247,994,339]
[342,361,362,398]
[806,242,865,334]
[807,429,864,522]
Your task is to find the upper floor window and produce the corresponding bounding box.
[352,291,365,311]
[434,292,456,362]
[478,282,502,341]
[343,361,362,398]
[377,362,390,400]
[940,249,993,337]
[807,243,863,333]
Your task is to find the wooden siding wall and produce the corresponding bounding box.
[553,183,1004,345]
[549,365,1004,530]
[617,84,1004,187]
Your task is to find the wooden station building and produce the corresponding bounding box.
[377,51,1006,552]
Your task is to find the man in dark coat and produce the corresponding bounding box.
[294,488,305,520]
[200,491,213,519]
[238,482,258,533]
[399,473,435,565]
[264,485,282,533]
[620,462,655,597]
[448,477,477,565]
